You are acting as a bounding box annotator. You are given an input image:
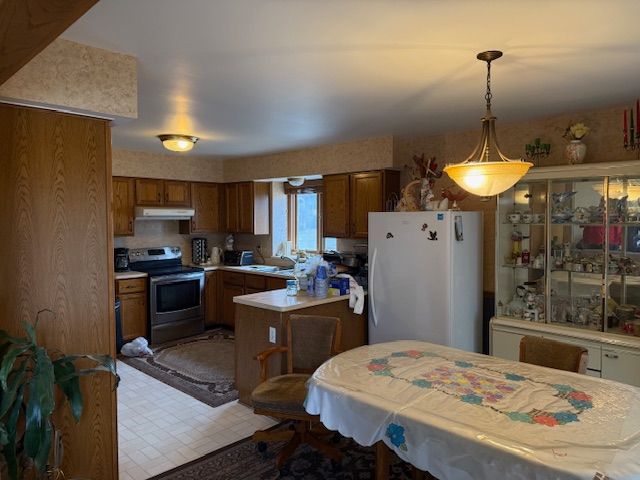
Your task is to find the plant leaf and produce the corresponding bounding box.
[0,423,7,446]
[22,321,37,346]
[0,329,29,346]
[0,343,30,390]
[54,354,120,388]
[2,382,24,480]
[24,346,55,467]
[53,359,83,422]
[31,419,53,473]
[0,359,27,419]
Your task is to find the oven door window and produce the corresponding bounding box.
[156,279,201,312]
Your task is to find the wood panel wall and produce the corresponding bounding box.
[0,104,117,480]
[0,0,98,85]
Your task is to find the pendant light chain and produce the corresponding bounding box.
[485,60,492,109]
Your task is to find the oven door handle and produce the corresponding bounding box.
[150,272,205,284]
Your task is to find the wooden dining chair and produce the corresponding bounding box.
[519,336,588,374]
[251,314,342,468]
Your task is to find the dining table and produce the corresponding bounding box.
[304,340,640,480]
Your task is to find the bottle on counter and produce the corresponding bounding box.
[286,278,299,296]
[315,262,329,299]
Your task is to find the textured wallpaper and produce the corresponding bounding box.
[0,38,137,120]
[112,149,224,182]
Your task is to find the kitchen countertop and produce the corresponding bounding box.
[188,264,296,279]
[114,271,147,280]
[233,289,358,312]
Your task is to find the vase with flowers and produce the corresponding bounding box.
[563,122,590,164]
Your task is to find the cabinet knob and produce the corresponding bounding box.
[605,353,619,359]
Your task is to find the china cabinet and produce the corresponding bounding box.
[491,161,640,386]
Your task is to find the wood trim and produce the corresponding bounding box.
[0,0,99,85]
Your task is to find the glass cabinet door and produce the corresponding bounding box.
[548,178,605,331]
[605,176,640,336]
[496,181,547,322]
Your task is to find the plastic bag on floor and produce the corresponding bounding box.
[121,337,153,357]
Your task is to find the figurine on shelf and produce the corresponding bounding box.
[403,154,443,211]
[441,186,468,211]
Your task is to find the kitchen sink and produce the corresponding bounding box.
[235,265,295,275]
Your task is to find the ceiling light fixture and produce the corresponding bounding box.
[287,177,305,187]
[443,51,532,197]
[157,134,199,152]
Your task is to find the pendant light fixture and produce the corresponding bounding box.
[443,51,532,197]
[157,134,199,152]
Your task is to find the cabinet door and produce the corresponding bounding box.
[350,172,383,238]
[225,183,239,232]
[266,277,287,291]
[112,177,135,236]
[490,329,525,361]
[245,287,263,294]
[120,292,147,341]
[191,183,222,233]
[135,178,164,205]
[238,182,254,233]
[205,271,218,327]
[602,346,640,387]
[164,180,191,206]
[323,174,350,238]
[223,284,244,328]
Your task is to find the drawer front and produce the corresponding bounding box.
[222,271,245,286]
[117,278,146,294]
[244,274,266,290]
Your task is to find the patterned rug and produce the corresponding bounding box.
[150,428,420,480]
[120,329,238,408]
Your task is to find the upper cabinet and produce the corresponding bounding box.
[180,182,223,234]
[113,177,135,236]
[225,182,270,234]
[135,178,190,207]
[323,170,399,238]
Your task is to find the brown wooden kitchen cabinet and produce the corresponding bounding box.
[180,182,223,234]
[135,178,191,207]
[265,277,287,291]
[222,284,244,328]
[112,176,135,236]
[323,174,350,237]
[205,271,219,327]
[116,278,148,340]
[224,182,270,234]
[323,170,399,238]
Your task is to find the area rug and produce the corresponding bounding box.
[120,329,238,408]
[150,429,423,480]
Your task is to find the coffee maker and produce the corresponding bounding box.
[114,248,130,272]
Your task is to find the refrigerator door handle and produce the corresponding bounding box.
[370,247,378,326]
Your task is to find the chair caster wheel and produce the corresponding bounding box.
[257,441,268,453]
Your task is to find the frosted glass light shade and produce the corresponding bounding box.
[444,160,533,197]
[157,134,198,152]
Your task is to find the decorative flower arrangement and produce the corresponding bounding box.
[563,122,590,141]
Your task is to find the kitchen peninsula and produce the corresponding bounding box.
[234,289,367,405]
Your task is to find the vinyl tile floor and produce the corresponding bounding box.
[116,360,277,480]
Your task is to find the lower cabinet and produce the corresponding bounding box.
[116,278,148,341]
[205,271,219,327]
[222,284,244,328]
[491,317,640,386]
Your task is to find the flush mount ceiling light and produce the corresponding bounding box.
[287,177,305,187]
[157,134,199,152]
[443,51,532,197]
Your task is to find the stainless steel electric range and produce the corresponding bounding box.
[129,246,205,344]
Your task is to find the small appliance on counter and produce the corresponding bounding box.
[210,246,223,265]
[114,248,130,272]
[192,237,208,264]
[224,250,254,266]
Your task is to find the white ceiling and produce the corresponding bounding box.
[63,0,640,158]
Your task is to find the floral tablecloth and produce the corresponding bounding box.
[305,340,640,480]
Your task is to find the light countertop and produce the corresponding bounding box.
[234,289,355,312]
[188,264,296,279]
[114,271,147,280]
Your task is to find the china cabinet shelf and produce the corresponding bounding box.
[502,264,544,270]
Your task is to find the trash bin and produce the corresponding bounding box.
[115,298,124,353]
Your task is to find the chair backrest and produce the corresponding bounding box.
[519,336,588,374]
[286,314,342,374]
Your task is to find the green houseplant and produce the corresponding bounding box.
[0,310,119,480]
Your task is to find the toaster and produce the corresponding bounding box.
[224,250,254,266]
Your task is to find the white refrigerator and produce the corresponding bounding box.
[368,211,482,352]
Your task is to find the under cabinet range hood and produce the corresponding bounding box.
[134,206,195,220]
